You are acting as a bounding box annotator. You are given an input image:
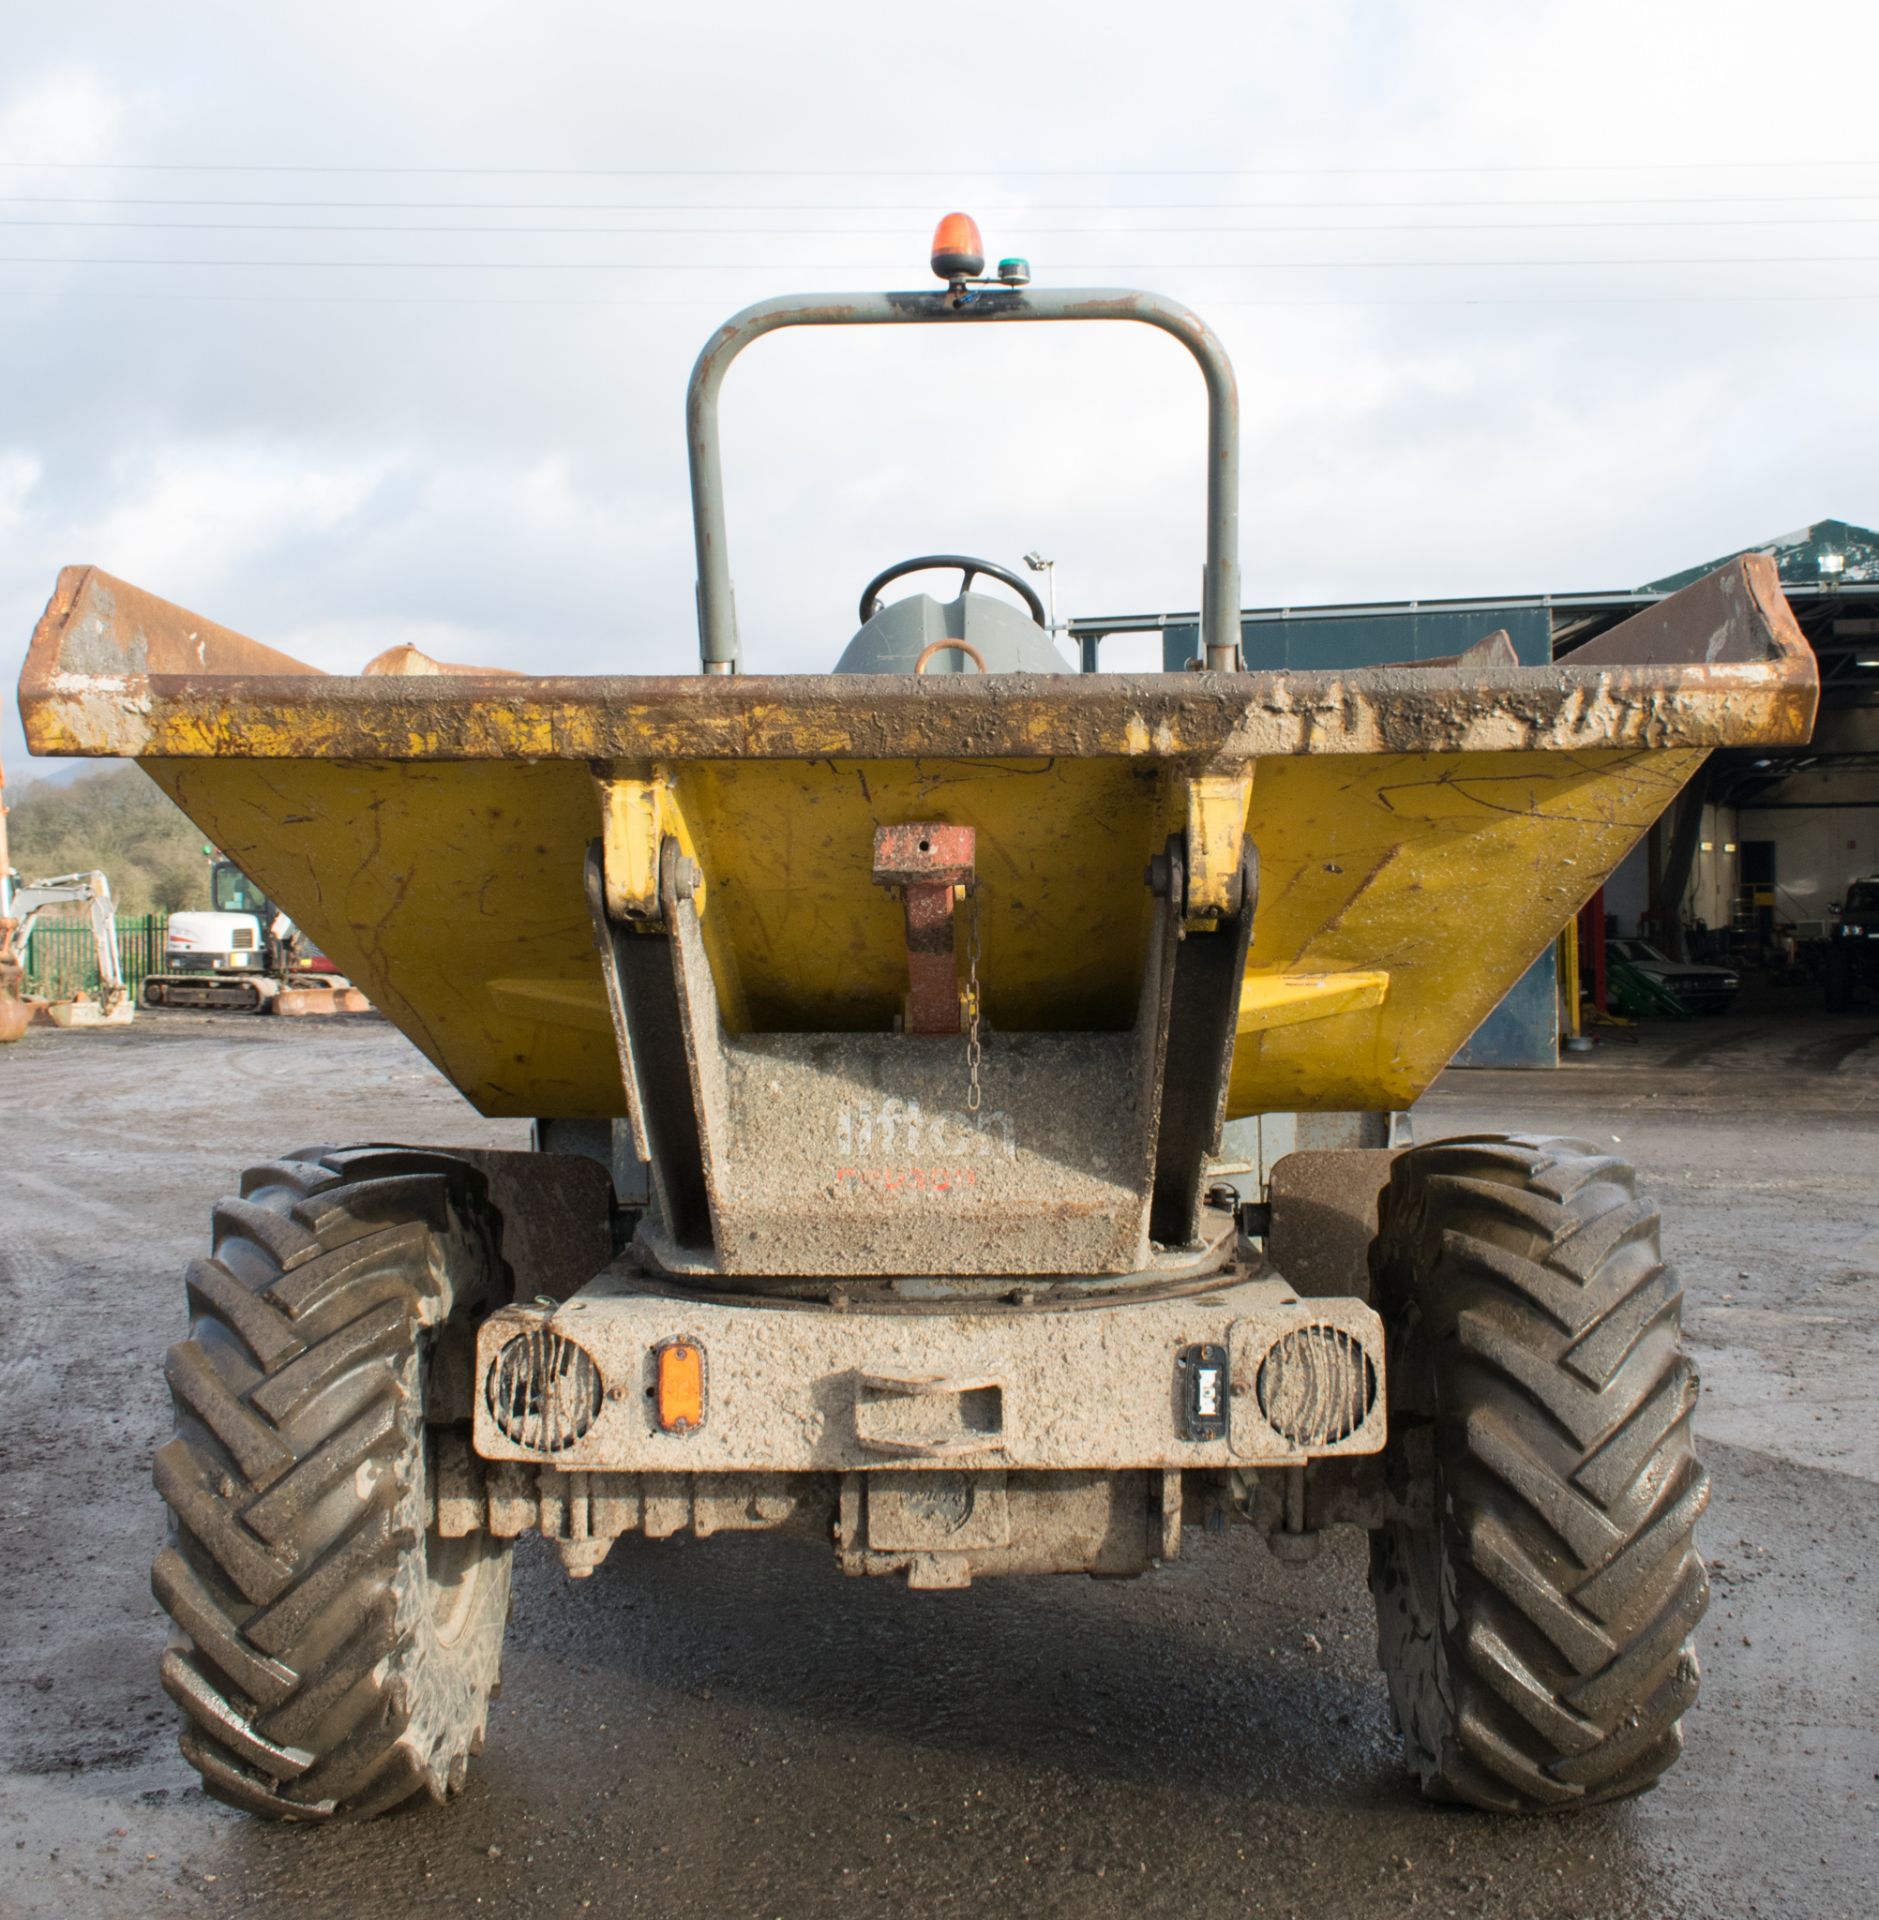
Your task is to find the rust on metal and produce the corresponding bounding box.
[361,642,526,678]
[0,924,29,1042]
[11,552,1824,1126]
[873,822,975,1035]
[19,555,1818,765]
[0,742,30,1040]
[913,638,987,675]
[269,985,371,1017]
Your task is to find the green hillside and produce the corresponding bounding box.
[4,767,211,913]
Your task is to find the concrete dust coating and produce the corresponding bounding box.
[0,1009,1875,1919]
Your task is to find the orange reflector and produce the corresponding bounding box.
[654,1338,706,1433]
[930,211,985,281]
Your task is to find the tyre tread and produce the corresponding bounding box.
[152,1148,512,1822]
[1370,1134,1708,1813]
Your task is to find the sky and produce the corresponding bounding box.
[5,0,1879,780]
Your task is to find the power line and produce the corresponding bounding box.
[4,253,1877,270]
[3,283,1875,311]
[5,215,1879,238]
[8,192,1879,212]
[1,159,1877,176]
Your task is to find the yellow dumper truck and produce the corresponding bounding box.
[18,216,1818,1821]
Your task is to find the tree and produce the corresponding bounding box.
[5,767,211,914]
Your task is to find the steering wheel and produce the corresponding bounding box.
[858,554,1047,628]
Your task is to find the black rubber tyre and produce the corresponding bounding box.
[152,1147,514,1820]
[1368,1135,1709,1813]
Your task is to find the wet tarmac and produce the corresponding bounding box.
[1,1009,1875,1918]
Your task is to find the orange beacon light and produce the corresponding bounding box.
[930,212,986,282]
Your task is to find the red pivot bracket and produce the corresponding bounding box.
[871,822,976,1035]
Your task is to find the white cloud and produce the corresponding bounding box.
[85,444,395,601]
[0,67,136,168]
[3,0,1879,790]
[0,451,41,534]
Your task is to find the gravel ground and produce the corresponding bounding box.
[0,1007,1874,1919]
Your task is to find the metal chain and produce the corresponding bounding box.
[964,884,982,1113]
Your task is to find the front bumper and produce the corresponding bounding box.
[472,1272,1386,1474]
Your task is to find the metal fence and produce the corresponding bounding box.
[22,914,168,1001]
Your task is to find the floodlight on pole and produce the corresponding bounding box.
[1023,551,1058,633]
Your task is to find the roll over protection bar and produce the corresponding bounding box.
[684,287,1242,674]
